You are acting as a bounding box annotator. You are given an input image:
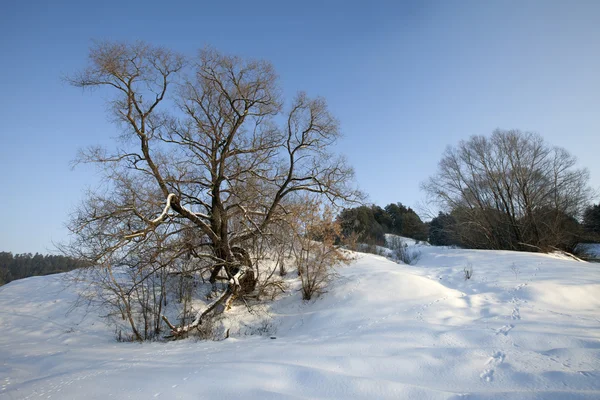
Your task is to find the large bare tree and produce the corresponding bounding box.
[66,42,358,339]
[423,129,593,251]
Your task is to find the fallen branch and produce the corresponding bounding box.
[549,246,585,262]
[517,242,544,251]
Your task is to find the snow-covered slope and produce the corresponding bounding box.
[385,233,430,247]
[1,247,599,399]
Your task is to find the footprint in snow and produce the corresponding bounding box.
[481,351,504,382]
[511,308,521,320]
[486,351,505,365]
[480,369,494,382]
[496,324,514,336]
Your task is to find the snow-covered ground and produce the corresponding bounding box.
[1,246,599,399]
[385,233,430,247]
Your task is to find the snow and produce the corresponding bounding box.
[385,233,430,247]
[1,246,599,399]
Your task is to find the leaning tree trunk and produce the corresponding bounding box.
[163,245,257,339]
[232,246,256,295]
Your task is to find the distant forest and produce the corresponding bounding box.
[336,200,600,253]
[2,201,599,287]
[0,252,88,286]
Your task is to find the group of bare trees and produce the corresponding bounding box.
[63,41,596,341]
[423,129,593,252]
[64,42,358,340]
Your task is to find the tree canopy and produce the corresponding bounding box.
[337,202,428,245]
[65,42,359,340]
[423,129,593,251]
[583,203,600,238]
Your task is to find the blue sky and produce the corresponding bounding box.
[1,0,599,254]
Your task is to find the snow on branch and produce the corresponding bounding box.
[123,193,176,240]
[151,193,176,224]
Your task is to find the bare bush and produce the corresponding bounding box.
[341,231,361,252]
[510,263,520,280]
[292,201,350,301]
[358,243,386,256]
[463,264,473,280]
[250,232,289,301]
[387,236,421,265]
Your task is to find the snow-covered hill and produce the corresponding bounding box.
[1,247,599,399]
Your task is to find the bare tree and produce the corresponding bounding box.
[65,42,359,339]
[423,129,593,252]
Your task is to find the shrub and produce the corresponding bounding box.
[292,201,350,301]
[463,264,473,280]
[387,236,421,265]
[510,263,520,280]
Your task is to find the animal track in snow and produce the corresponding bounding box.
[511,307,521,320]
[480,369,494,382]
[481,351,505,382]
[486,351,505,365]
[496,324,514,336]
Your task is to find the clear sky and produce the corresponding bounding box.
[1,0,599,254]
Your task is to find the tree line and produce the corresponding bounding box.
[428,208,600,249]
[336,203,428,245]
[336,130,600,253]
[0,252,88,286]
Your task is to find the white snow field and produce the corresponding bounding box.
[1,247,599,399]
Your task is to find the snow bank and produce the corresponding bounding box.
[385,233,430,247]
[1,246,599,399]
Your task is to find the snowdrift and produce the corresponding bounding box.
[1,247,599,399]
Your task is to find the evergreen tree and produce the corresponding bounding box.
[338,202,429,244]
[583,204,600,237]
[338,206,385,245]
[429,212,458,246]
